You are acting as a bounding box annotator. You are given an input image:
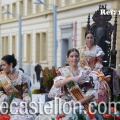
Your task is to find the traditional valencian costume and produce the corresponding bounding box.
[0,70,35,120]
[36,66,98,120]
[78,45,110,103]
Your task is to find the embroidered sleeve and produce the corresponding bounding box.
[94,46,104,70]
[96,45,105,57]
[21,73,31,102]
[94,62,103,70]
[48,71,65,98]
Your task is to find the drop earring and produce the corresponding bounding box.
[10,67,13,73]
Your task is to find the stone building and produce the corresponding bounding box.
[0,0,120,78]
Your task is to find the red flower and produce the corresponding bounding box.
[59,114,65,118]
[86,111,95,119]
[115,116,120,120]
[56,114,66,120]
[0,114,10,120]
[103,114,112,118]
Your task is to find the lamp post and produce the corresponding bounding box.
[2,10,22,68]
[33,0,57,68]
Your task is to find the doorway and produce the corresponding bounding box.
[59,22,73,67]
[61,39,68,66]
[61,38,72,66]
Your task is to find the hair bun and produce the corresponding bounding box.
[12,54,15,59]
[85,30,94,38]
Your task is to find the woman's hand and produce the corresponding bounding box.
[86,70,91,75]
[73,76,80,82]
[78,79,86,84]
[73,76,85,84]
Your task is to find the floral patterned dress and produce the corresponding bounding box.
[78,45,110,103]
[48,67,97,101]
[0,70,35,120]
[36,66,98,120]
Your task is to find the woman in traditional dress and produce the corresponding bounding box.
[78,31,110,103]
[49,48,96,102]
[42,48,98,120]
[0,54,35,120]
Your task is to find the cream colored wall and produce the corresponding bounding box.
[0,0,120,76]
[1,0,16,5]
[0,0,53,78]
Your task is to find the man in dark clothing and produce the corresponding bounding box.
[34,64,42,82]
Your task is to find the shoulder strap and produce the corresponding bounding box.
[0,71,21,98]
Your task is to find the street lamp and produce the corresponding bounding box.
[2,10,22,68]
[33,0,57,68]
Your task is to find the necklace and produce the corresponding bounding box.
[86,44,95,50]
[8,69,16,79]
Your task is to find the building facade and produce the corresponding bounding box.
[0,0,120,78]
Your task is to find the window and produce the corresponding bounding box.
[35,32,47,63]
[40,32,47,61]
[60,0,65,7]
[82,27,86,45]
[2,36,9,56]
[22,34,25,61]
[36,33,40,62]
[44,0,48,11]
[26,34,32,62]
[27,0,32,15]
[12,36,17,57]
[65,0,72,5]
[56,0,61,6]
[7,5,10,19]
[12,3,16,18]
[19,1,24,16]
[36,4,41,13]
[40,0,48,12]
[2,6,5,20]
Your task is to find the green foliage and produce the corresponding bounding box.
[76,110,89,120]
[42,67,57,92]
[66,81,75,89]
[51,117,55,120]
[9,89,15,104]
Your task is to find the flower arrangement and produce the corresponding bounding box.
[75,103,120,120]
[102,107,120,120]
[56,114,66,120]
[0,114,10,120]
[41,66,57,92]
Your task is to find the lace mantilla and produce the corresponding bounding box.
[84,45,104,61]
[11,70,28,86]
